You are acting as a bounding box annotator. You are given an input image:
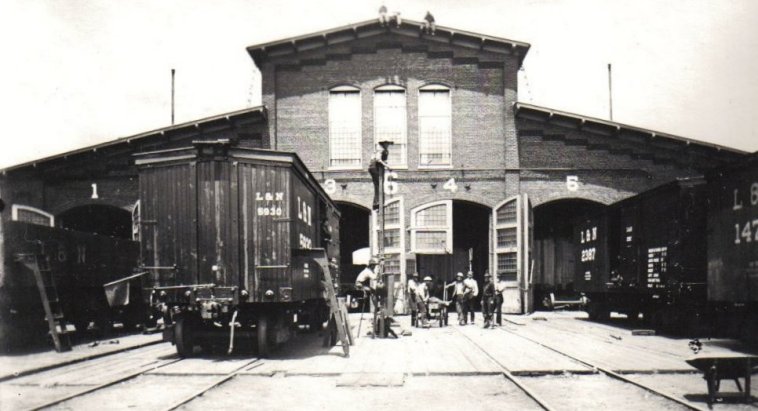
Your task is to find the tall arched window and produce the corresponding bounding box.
[374,85,407,167]
[329,86,362,168]
[418,84,452,167]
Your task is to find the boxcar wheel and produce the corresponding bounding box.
[257,315,269,357]
[175,317,195,357]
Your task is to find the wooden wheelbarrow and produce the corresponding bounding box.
[686,355,758,405]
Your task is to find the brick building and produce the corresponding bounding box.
[0,18,744,314]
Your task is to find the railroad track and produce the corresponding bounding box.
[450,325,557,411]
[491,324,709,411]
[1,341,264,411]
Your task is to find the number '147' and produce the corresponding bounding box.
[735,220,758,244]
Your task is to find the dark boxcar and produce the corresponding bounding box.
[707,154,758,339]
[135,141,340,356]
[0,220,141,348]
[575,178,709,330]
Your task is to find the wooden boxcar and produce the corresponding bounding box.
[0,220,141,349]
[574,178,709,331]
[135,140,340,356]
[706,154,758,340]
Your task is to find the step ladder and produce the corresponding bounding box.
[15,252,73,352]
[309,249,352,357]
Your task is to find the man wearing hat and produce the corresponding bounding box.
[464,270,479,323]
[356,258,381,312]
[446,272,468,325]
[407,272,421,326]
[415,276,432,328]
[495,272,507,326]
[481,272,496,328]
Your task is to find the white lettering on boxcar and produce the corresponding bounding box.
[255,191,285,217]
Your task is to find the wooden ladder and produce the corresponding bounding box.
[16,252,73,352]
[312,250,352,357]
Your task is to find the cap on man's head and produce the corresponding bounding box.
[412,272,419,277]
[467,270,474,276]
[484,273,492,278]
[368,258,379,265]
[423,276,432,281]
[456,272,464,278]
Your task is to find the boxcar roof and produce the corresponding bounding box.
[134,142,340,212]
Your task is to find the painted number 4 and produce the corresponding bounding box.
[443,178,458,193]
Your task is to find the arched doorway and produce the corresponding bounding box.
[57,204,132,239]
[335,201,371,288]
[532,199,605,308]
[414,200,490,292]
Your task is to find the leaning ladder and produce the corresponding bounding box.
[312,250,352,357]
[15,252,73,352]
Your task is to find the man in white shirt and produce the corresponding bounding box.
[446,272,468,325]
[355,258,380,312]
[464,270,479,323]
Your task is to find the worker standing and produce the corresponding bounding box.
[407,272,421,326]
[464,270,479,324]
[495,273,507,326]
[481,272,496,328]
[446,272,468,325]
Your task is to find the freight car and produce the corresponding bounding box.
[0,216,142,351]
[574,178,709,332]
[134,140,340,357]
[706,153,758,341]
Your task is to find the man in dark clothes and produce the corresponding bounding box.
[368,146,390,210]
[422,11,436,34]
[481,272,496,328]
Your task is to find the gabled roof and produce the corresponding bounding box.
[514,102,746,159]
[246,18,530,67]
[1,106,267,174]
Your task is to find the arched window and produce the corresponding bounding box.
[410,200,452,254]
[374,85,407,167]
[329,85,362,168]
[11,204,54,227]
[418,84,452,167]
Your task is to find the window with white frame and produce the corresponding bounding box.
[410,200,452,254]
[374,85,407,167]
[418,85,452,167]
[372,198,405,279]
[12,204,54,227]
[329,86,362,168]
[493,199,518,281]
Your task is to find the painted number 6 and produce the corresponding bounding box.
[384,172,399,195]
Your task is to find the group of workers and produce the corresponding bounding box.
[409,270,506,328]
[356,258,508,329]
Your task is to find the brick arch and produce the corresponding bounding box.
[405,191,496,211]
[527,190,618,208]
[49,199,133,216]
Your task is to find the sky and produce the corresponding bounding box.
[1,0,756,169]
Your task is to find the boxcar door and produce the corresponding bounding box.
[493,194,533,314]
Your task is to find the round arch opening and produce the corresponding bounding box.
[415,200,490,300]
[335,201,371,288]
[532,198,605,308]
[57,204,132,239]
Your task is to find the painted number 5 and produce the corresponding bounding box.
[566,176,579,192]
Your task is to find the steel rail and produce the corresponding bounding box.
[26,357,184,411]
[451,326,557,411]
[159,358,264,411]
[0,339,164,384]
[496,326,708,411]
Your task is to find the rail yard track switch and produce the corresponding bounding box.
[686,355,758,405]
